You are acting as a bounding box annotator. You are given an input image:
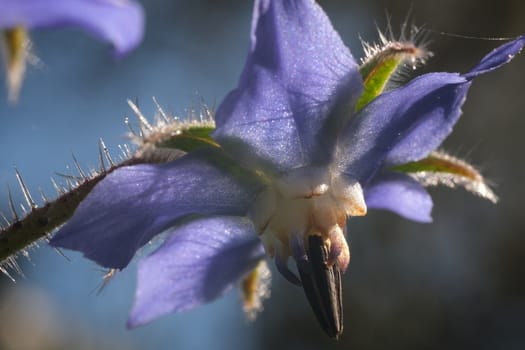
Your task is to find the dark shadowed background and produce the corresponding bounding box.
[0,0,524,349]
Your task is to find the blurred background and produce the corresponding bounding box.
[1,0,524,349]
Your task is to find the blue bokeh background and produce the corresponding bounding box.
[1,1,525,349]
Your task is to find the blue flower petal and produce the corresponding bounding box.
[338,72,468,183]
[464,35,525,79]
[338,37,525,184]
[213,0,362,173]
[0,0,144,56]
[127,216,264,328]
[50,149,263,269]
[365,172,433,223]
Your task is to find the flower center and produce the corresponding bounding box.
[249,166,367,279]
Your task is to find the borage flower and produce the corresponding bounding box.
[0,0,144,101]
[50,0,524,339]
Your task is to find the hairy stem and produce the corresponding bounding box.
[0,151,183,265]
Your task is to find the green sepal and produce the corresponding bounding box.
[391,152,498,203]
[195,146,264,187]
[156,126,219,152]
[391,154,474,175]
[356,56,402,112]
[356,39,429,112]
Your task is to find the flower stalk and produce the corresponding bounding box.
[0,104,213,274]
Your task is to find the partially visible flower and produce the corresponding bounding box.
[0,0,144,102]
[50,0,524,339]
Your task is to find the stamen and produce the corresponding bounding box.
[297,235,343,339]
[251,167,362,337]
[327,227,342,267]
[328,227,350,272]
[290,233,309,273]
[275,249,301,286]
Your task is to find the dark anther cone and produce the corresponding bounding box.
[297,235,343,339]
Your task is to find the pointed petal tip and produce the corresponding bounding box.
[126,305,153,329]
[214,0,362,172]
[464,35,525,79]
[125,317,138,330]
[417,213,433,224]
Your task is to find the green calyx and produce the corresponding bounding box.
[157,126,218,152]
[357,55,403,112]
[356,40,429,112]
[392,152,498,203]
[391,154,473,175]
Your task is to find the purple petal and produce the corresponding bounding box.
[127,216,264,327]
[213,0,362,173]
[464,35,525,79]
[338,36,525,184]
[338,72,468,183]
[365,172,433,223]
[51,149,263,269]
[0,0,144,56]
